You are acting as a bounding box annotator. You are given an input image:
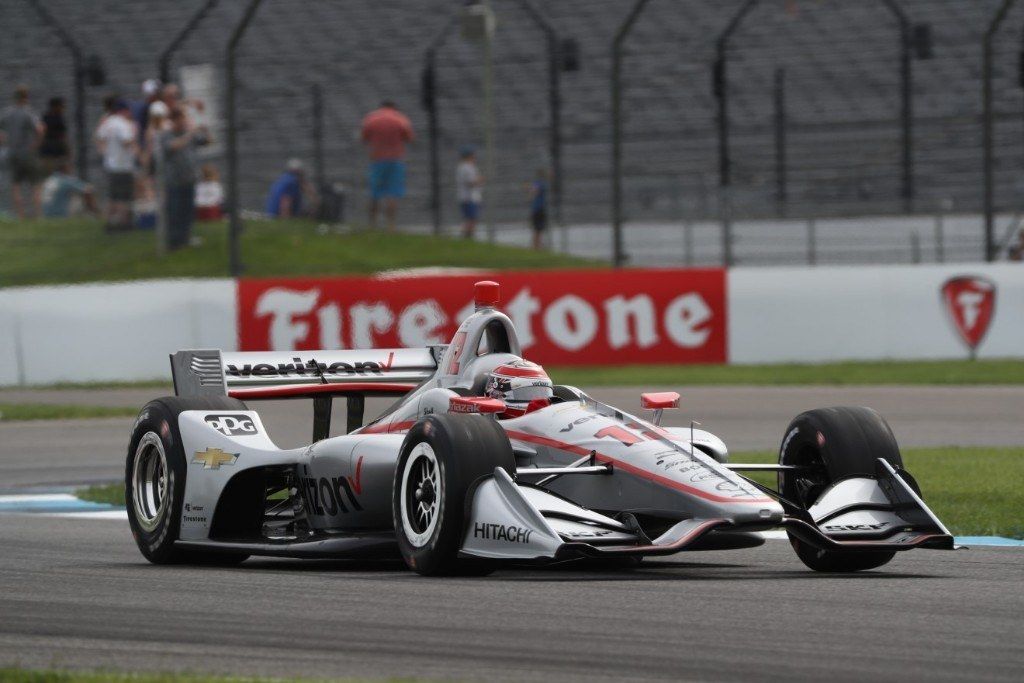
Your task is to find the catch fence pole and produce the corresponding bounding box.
[515,0,563,225]
[983,0,1017,262]
[610,0,651,268]
[159,0,219,84]
[807,218,816,266]
[713,0,758,267]
[226,0,263,277]
[421,17,457,236]
[713,0,759,194]
[312,84,325,192]
[880,0,914,212]
[774,67,787,214]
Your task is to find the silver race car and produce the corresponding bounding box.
[126,280,954,575]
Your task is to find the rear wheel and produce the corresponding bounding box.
[126,396,251,565]
[392,414,515,576]
[779,406,901,573]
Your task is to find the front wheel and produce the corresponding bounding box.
[126,396,251,565]
[779,406,901,573]
[392,414,515,576]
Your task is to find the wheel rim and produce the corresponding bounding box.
[132,432,169,532]
[399,442,441,548]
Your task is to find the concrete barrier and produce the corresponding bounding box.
[0,279,235,386]
[728,264,1024,363]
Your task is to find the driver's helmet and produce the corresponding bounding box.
[485,359,553,417]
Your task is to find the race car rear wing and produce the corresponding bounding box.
[170,348,439,399]
[170,348,441,437]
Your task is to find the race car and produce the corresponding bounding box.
[126,280,954,575]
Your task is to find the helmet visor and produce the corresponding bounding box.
[508,383,552,402]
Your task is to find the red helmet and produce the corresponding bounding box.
[485,360,553,417]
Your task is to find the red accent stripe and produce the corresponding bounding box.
[504,429,773,504]
[356,419,415,435]
[228,382,416,400]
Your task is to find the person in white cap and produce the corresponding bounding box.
[132,79,162,146]
[265,158,312,218]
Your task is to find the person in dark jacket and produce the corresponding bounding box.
[39,96,69,175]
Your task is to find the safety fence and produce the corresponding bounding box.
[5,1,1024,268]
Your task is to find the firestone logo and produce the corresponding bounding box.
[249,287,715,354]
[941,276,996,354]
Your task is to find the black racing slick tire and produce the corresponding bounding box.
[778,406,902,573]
[392,414,516,576]
[126,396,251,565]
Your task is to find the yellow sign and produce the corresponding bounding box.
[192,448,238,470]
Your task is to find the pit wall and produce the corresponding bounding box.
[1,264,1021,386]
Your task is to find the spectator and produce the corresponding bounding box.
[1009,229,1024,262]
[456,146,483,239]
[528,167,549,250]
[132,79,161,146]
[265,158,309,218]
[160,83,205,127]
[139,101,169,198]
[96,93,118,130]
[195,164,224,221]
[95,99,137,231]
[39,97,69,176]
[360,100,413,231]
[41,159,98,218]
[160,107,209,249]
[0,85,45,219]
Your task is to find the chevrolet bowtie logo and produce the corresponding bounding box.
[192,448,238,470]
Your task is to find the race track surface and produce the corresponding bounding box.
[0,514,1021,682]
[2,385,1022,488]
[0,385,1021,681]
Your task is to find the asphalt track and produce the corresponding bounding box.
[0,385,1022,681]
[0,515,1021,682]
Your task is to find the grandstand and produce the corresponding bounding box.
[2,0,1024,263]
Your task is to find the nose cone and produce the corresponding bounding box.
[649,449,785,525]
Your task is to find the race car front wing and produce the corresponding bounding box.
[458,460,955,562]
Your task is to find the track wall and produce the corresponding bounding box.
[0,265,1020,385]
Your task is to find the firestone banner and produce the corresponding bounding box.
[237,269,727,365]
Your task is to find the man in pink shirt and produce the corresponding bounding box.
[361,100,413,231]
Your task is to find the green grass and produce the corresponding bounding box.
[79,447,1022,538]
[0,669,412,683]
[20,359,1024,392]
[0,217,595,287]
[0,403,137,422]
[76,483,124,506]
[733,447,1024,538]
[551,359,1024,386]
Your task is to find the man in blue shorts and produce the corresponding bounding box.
[361,101,413,232]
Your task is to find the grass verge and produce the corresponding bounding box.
[76,484,123,506]
[0,669,408,683]
[80,447,1022,538]
[734,446,1024,538]
[551,359,1024,386]
[0,217,595,287]
[0,404,137,422]
[17,359,1024,393]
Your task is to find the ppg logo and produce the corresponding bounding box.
[204,414,257,437]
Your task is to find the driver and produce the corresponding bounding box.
[484,359,553,418]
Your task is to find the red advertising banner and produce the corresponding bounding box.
[237,268,727,365]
